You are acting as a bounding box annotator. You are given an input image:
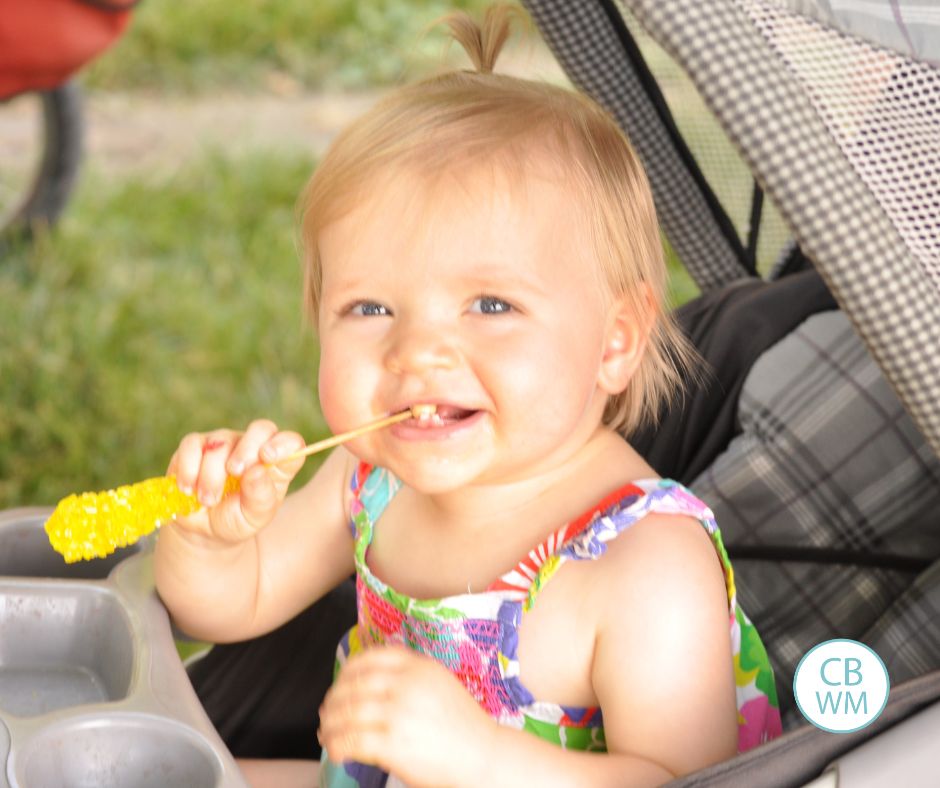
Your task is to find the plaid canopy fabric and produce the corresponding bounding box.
[691,311,940,728]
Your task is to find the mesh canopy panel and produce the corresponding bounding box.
[747,2,940,285]
[784,0,940,64]
[626,0,940,457]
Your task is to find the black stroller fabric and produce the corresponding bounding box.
[629,269,836,483]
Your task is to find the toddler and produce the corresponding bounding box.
[155,6,781,786]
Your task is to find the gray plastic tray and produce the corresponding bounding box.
[0,507,248,788]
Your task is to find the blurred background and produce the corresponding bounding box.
[0,0,710,510]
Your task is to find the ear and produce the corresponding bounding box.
[597,287,653,395]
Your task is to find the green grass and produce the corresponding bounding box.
[86,0,500,92]
[0,150,328,509]
[0,144,697,512]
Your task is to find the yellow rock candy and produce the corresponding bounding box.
[45,476,240,563]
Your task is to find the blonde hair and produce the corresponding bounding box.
[299,3,695,434]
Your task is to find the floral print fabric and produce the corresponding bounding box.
[321,463,781,786]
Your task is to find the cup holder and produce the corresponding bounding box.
[12,714,220,788]
[0,510,141,580]
[0,584,134,716]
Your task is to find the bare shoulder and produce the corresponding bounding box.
[593,510,731,661]
[598,510,725,607]
[591,510,739,776]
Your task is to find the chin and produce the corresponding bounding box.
[386,457,483,494]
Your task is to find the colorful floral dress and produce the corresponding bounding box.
[320,463,782,787]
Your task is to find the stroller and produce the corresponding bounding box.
[0,0,137,243]
[516,0,940,784]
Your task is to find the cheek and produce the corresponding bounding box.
[485,333,598,420]
[317,342,371,429]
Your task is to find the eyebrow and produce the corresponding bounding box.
[322,259,555,303]
[454,263,551,295]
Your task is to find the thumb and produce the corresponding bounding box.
[208,465,279,542]
[238,464,283,533]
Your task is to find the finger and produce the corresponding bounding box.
[328,653,392,701]
[166,449,179,479]
[195,430,239,508]
[174,432,211,496]
[321,648,411,711]
[319,685,391,766]
[323,658,390,707]
[319,660,400,743]
[319,691,389,738]
[235,463,282,533]
[258,430,306,486]
[321,725,391,767]
[226,419,279,477]
[258,429,305,466]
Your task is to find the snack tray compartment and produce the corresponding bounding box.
[0,507,247,787]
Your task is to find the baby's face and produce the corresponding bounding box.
[316,163,619,492]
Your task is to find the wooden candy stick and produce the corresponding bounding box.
[44,405,436,563]
[275,403,437,464]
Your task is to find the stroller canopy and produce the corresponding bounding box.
[524,0,940,457]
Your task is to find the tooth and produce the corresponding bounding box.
[412,404,436,421]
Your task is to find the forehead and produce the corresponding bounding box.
[318,157,594,285]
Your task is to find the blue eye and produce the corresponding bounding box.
[470,296,513,315]
[348,301,391,317]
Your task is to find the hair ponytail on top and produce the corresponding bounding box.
[442,3,522,74]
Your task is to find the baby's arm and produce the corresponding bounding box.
[154,420,357,644]
[477,513,737,785]
[589,512,739,779]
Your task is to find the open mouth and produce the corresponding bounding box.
[408,403,479,428]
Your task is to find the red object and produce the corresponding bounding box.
[0,0,134,99]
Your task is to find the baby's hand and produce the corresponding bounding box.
[166,419,305,544]
[318,646,497,787]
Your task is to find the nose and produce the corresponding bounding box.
[384,320,461,376]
